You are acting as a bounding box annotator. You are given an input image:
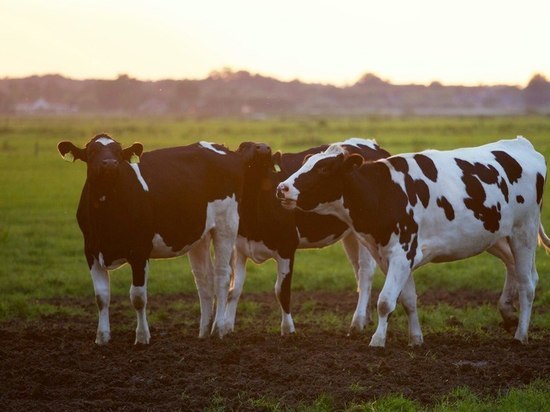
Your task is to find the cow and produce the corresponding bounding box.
[225,138,390,335]
[57,134,268,345]
[276,136,549,347]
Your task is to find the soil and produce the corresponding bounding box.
[1,289,548,411]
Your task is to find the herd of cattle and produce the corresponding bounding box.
[57,134,549,347]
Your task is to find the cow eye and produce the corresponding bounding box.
[88,147,100,156]
[318,166,330,175]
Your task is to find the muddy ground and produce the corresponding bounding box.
[1,290,549,411]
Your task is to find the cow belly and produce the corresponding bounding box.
[236,236,277,263]
[421,241,494,264]
[98,253,127,270]
[295,212,349,248]
[150,196,238,259]
[150,233,193,258]
[417,229,505,265]
[297,232,343,249]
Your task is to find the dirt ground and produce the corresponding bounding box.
[1,290,549,411]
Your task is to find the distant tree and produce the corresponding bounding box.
[169,80,199,112]
[355,73,387,87]
[208,68,254,83]
[524,73,550,112]
[94,74,143,112]
[0,90,14,113]
[208,67,237,81]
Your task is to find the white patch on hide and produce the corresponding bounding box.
[96,137,116,146]
[199,141,226,155]
[341,137,378,150]
[129,163,149,191]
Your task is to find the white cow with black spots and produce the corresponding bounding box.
[277,136,549,347]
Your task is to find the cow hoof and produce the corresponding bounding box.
[367,314,375,326]
[280,329,296,337]
[501,317,519,332]
[350,316,367,333]
[223,320,236,334]
[513,333,528,345]
[280,317,296,335]
[211,323,226,339]
[95,331,111,345]
[347,325,366,338]
[220,324,234,337]
[280,325,296,336]
[135,331,151,345]
[409,335,424,346]
[369,335,386,348]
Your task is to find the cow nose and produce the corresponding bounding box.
[102,159,118,169]
[276,184,289,199]
[256,144,271,155]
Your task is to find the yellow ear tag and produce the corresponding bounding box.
[130,154,140,164]
[273,164,281,173]
[63,152,74,162]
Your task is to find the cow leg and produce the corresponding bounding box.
[530,253,539,290]
[397,274,423,346]
[130,260,150,345]
[275,257,295,335]
[509,226,538,344]
[188,234,215,338]
[487,238,518,329]
[90,258,111,345]
[210,225,239,338]
[225,251,247,333]
[342,234,376,333]
[370,259,411,348]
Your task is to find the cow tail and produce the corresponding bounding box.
[539,223,550,253]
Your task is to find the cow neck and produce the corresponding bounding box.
[87,178,116,205]
[87,162,144,212]
[240,164,273,230]
[342,162,390,243]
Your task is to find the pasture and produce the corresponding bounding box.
[0,116,549,410]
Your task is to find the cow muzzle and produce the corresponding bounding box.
[102,159,119,169]
[97,159,120,179]
[276,183,297,210]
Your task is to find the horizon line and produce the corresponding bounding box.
[1,69,547,89]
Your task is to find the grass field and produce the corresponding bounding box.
[1,115,549,410]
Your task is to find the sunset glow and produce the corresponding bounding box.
[2,0,549,86]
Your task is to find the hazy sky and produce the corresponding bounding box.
[2,0,549,86]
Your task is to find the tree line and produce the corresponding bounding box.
[0,70,549,116]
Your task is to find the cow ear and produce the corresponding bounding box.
[123,143,143,164]
[57,141,87,162]
[272,151,282,173]
[342,154,364,173]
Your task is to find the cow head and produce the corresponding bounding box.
[236,141,272,171]
[57,134,143,184]
[276,144,363,212]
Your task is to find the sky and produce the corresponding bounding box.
[1,0,549,86]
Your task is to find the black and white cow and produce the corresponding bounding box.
[58,134,266,345]
[277,136,549,347]
[225,138,390,334]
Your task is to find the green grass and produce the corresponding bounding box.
[1,115,549,317]
[297,380,550,411]
[192,379,550,411]
[1,115,549,409]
